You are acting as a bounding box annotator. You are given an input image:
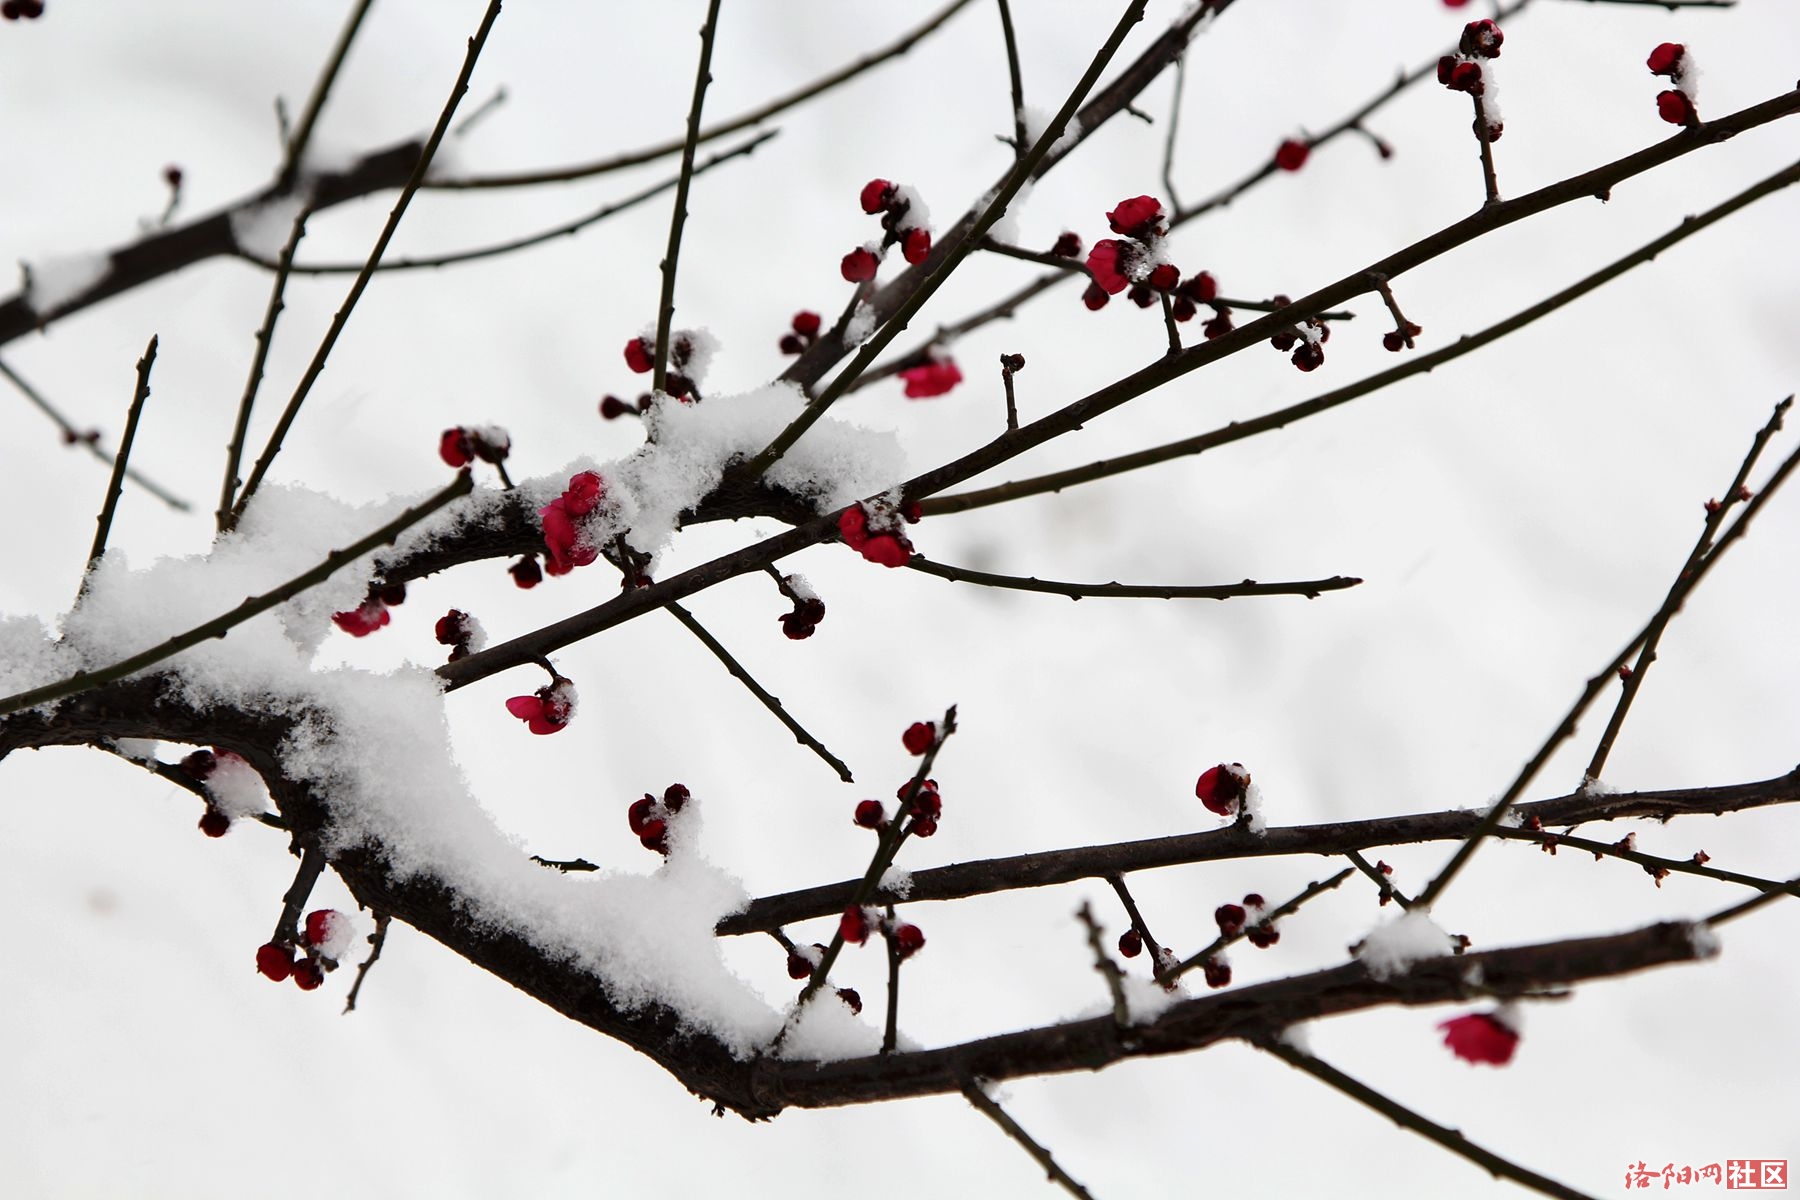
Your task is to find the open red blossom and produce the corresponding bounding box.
[1196,762,1250,816]
[899,358,962,399]
[1438,1012,1520,1065]
[255,942,294,983]
[860,178,896,214]
[840,905,872,945]
[902,721,936,755]
[624,337,654,374]
[902,227,932,265]
[837,503,869,549]
[861,534,911,567]
[841,247,879,283]
[439,427,473,467]
[1106,195,1163,240]
[1459,18,1503,59]
[892,923,926,959]
[1647,42,1685,77]
[539,472,606,576]
[506,678,576,735]
[1085,239,1131,294]
[331,599,389,637]
[1657,89,1698,126]
[1274,138,1310,172]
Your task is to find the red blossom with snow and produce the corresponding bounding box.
[1647,42,1685,78]
[1657,89,1698,126]
[539,471,606,576]
[860,178,895,214]
[1196,762,1251,816]
[1438,1011,1520,1065]
[302,909,347,952]
[892,923,925,959]
[623,337,654,374]
[837,500,916,567]
[902,227,932,265]
[899,357,963,399]
[840,905,872,945]
[505,677,576,735]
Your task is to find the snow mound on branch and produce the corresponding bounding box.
[611,382,903,559]
[1356,909,1455,979]
[23,253,111,315]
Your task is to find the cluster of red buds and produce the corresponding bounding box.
[1648,43,1700,127]
[254,909,352,992]
[1438,20,1505,141]
[332,580,406,638]
[898,352,963,399]
[842,178,933,283]
[1218,893,1281,948]
[837,496,922,568]
[539,470,607,576]
[506,674,576,735]
[1266,296,1332,372]
[778,310,822,356]
[1195,761,1251,818]
[181,746,249,838]
[1,1,45,19]
[837,905,926,959]
[623,330,710,400]
[852,775,944,838]
[599,393,653,421]
[438,425,510,470]
[433,609,485,662]
[628,783,690,855]
[1083,195,1185,310]
[775,573,826,640]
[1438,1009,1520,1065]
[1382,321,1423,353]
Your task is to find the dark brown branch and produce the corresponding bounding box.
[424,0,977,189]
[995,0,1027,157]
[963,1081,1098,1200]
[227,0,504,527]
[221,202,311,531]
[906,556,1361,601]
[342,911,391,1014]
[923,156,1800,516]
[1258,1040,1600,1200]
[716,772,1799,934]
[1076,901,1131,1025]
[651,0,724,397]
[84,336,159,581]
[275,0,375,193]
[1496,826,1800,899]
[274,848,328,944]
[1168,869,1352,982]
[664,600,854,782]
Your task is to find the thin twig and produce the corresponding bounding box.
[220,203,311,531]
[906,556,1361,601]
[426,0,977,189]
[1076,901,1130,1024]
[962,1081,1098,1200]
[96,742,288,830]
[652,0,725,397]
[274,848,328,944]
[242,134,775,276]
[923,156,1800,516]
[994,0,1027,156]
[1167,869,1352,982]
[228,0,504,529]
[0,358,189,511]
[0,472,473,717]
[342,912,391,1014]
[276,0,376,192]
[1258,1040,1600,1200]
[1583,396,1791,783]
[1706,873,1800,928]
[1161,52,1186,210]
[743,0,1153,479]
[1346,849,1412,908]
[83,336,159,586]
[776,708,956,1044]
[1496,826,1800,899]
[664,600,853,782]
[1472,94,1501,207]
[882,904,902,1054]
[1103,875,1169,985]
[1416,404,1800,908]
[530,855,600,872]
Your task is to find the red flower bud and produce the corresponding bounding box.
[1274,139,1310,172]
[841,247,879,283]
[860,178,896,214]
[624,337,655,374]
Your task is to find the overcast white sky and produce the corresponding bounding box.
[2,2,1798,1196]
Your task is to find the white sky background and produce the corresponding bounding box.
[1,1,1798,1196]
